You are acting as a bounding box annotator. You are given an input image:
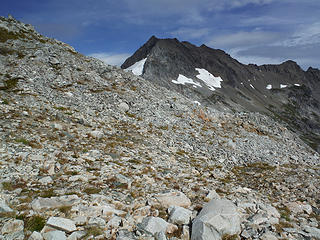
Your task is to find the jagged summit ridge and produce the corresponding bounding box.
[0,16,319,239]
[122,36,320,152]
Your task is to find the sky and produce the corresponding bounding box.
[1,0,320,69]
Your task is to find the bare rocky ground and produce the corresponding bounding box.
[0,16,319,239]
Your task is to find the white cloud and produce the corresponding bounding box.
[169,28,210,39]
[89,53,131,66]
[208,31,280,48]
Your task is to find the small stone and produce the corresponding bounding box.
[43,230,66,240]
[29,231,43,240]
[53,123,63,130]
[168,206,192,225]
[107,216,122,229]
[47,217,76,233]
[0,199,13,212]
[119,102,129,112]
[73,216,87,226]
[88,217,106,227]
[89,130,104,139]
[39,176,53,185]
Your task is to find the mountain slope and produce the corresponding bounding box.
[122,36,320,151]
[0,16,319,239]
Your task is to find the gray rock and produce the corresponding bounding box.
[47,217,76,233]
[119,102,130,112]
[43,230,67,240]
[116,230,136,240]
[66,231,86,240]
[138,217,169,235]
[168,206,192,225]
[151,191,191,208]
[39,176,53,185]
[89,130,104,139]
[31,195,80,211]
[155,231,167,240]
[1,219,24,234]
[191,199,240,240]
[107,216,122,229]
[303,226,320,239]
[88,217,106,227]
[0,199,13,212]
[72,216,87,226]
[1,219,24,240]
[29,231,43,240]
[204,190,220,201]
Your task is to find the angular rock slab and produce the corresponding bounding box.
[47,217,76,233]
[191,199,240,240]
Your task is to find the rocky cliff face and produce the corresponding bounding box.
[0,16,320,239]
[122,36,320,152]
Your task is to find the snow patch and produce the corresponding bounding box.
[125,58,147,76]
[280,84,287,88]
[250,84,255,89]
[195,68,223,91]
[294,84,301,86]
[172,74,202,88]
[266,84,272,90]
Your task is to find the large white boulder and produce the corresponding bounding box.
[191,199,240,240]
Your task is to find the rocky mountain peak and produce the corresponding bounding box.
[122,36,320,152]
[0,17,319,239]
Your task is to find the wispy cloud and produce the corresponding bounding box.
[169,28,210,39]
[208,31,281,48]
[89,53,130,66]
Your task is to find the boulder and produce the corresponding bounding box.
[191,199,240,240]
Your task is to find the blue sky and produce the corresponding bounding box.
[1,0,320,69]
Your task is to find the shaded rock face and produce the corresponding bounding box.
[121,36,320,151]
